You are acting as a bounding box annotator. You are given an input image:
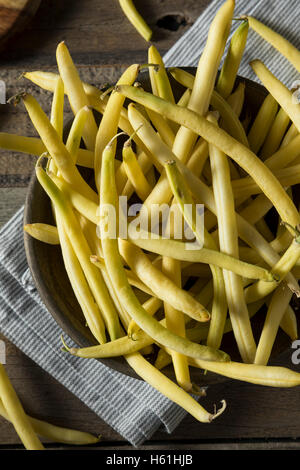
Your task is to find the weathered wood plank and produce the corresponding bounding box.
[0,187,27,226]
[0,0,210,67]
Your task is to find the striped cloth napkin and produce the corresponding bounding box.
[0,0,299,447]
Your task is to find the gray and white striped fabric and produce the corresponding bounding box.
[164,0,300,88]
[0,0,299,447]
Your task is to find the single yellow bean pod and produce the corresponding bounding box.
[24,223,59,245]
[119,0,152,41]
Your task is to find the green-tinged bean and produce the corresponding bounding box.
[216,19,249,99]
[36,165,121,341]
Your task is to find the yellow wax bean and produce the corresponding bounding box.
[263,133,300,170]
[280,305,298,342]
[49,173,99,225]
[187,0,235,116]
[94,63,140,188]
[281,123,299,147]
[118,239,210,323]
[120,151,154,197]
[226,81,245,117]
[56,41,98,150]
[50,76,64,139]
[148,46,179,134]
[261,108,290,159]
[177,88,191,107]
[162,256,192,392]
[208,113,256,363]
[129,233,274,282]
[254,283,293,366]
[78,215,133,330]
[126,353,226,423]
[244,235,300,303]
[171,0,235,167]
[67,298,163,359]
[188,357,300,388]
[165,160,228,352]
[91,255,156,298]
[119,0,152,41]
[122,140,152,201]
[56,216,107,344]
[231,164,300,199]
[66,106,90,162]
[24,223,59,245]
[21,93,98,203]
[148,47,158,96]
[145,106,175,147]
[168,67,249,146]
[148,45,175,104]
[246,16,300,74]
[216,19,249,99]
[247,94,278,154]
[126,102,299,297]
[0,132,94,168]
[186,139,209,177]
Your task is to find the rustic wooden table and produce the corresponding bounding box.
[1,0,300,451]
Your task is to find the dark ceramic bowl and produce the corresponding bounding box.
[23,68,292,385]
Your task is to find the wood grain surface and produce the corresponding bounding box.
[0,0,41,48]
[1,0,300,450]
